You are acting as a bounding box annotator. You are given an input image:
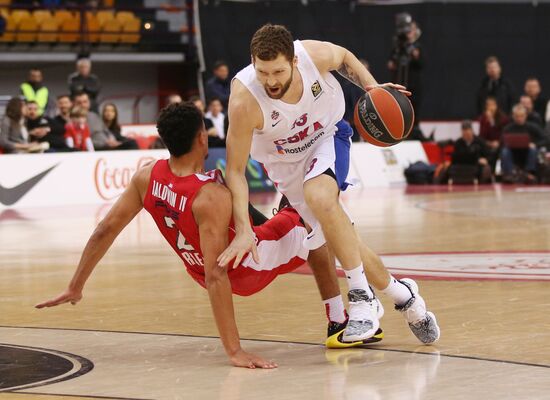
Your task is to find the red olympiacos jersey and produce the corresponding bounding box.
[143,160,234,284]
[143,160,307,296]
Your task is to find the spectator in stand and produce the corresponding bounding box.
[478,96,509,171]
[524,77,548,126]
[477,56,515,115]
[204,98,225,146]
[501,104,544,183]
[167,93,182,105]
[205,61,230,109]
[450,120,491,182]
[0,97,38,153]
[519,95,544,128]
[64,107,94,152]
[190,95,224,148]
[20,68,50,117]
[48,95,74,151]
[68,58,101,113]
[26,100,68,152]
[74,92,136,151]
[101,103,139,150]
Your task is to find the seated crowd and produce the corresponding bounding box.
[0,58,230,154]
[444,56,549,184]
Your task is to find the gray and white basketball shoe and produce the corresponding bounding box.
[342,289,381,342]
[396,278,441,344]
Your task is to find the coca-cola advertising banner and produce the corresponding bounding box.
[0,149,280,209]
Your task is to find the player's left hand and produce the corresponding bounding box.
[35,288,83,309]
[366,83,412,97]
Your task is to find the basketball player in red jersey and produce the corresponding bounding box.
[219,24,440,345]
[37,102,333,369]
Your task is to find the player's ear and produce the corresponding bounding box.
[293,56,298,68]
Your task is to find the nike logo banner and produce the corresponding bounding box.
[0,164,59,206]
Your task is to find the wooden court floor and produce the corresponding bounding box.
[1,184,549,399]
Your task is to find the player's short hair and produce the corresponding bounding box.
[156,102,204,157]
[250,24,294,62]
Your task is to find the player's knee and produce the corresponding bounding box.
[304,189,338,215]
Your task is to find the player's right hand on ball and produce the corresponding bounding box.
[230,349,277,369]
[218,231,259,269]
[35,288,83,309]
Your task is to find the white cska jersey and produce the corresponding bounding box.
[234,40,345,165]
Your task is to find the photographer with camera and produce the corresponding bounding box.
[388,13,423,120]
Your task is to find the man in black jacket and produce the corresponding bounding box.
[477,56,515,115]
[450,120,491,182]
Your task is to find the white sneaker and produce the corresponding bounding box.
[343,289,380,342]
[396,278,440,344]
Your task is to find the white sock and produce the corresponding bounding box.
[323,295,347,323]
[345,265,373,297]
[381,276,413,306]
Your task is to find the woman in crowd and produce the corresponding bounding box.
[0,97,39,153]
[478,96,509,171]
[101,103,138,150]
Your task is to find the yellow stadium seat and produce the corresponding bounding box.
[15,15,38,42]
[100,18,121,43]
[54,9,74,25]
[121,16,140,44]
[33,10,52,25]
[102,0,115,7]
[0,0,11,6]
[59,17,80,43]
[10,9,30,25]
[37,16,59,43]
[0,10,15,42]
[84,12,100,43]
[116,11,135,24]
[96,10,114,28]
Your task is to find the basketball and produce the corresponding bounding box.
[353,87,415,147]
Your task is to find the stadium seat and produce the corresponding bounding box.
[33,10,52,25]
[121,16,140,44]
[0,0,11,5]
[0,8,15,42]
[59,16,80,43]
[54,10,74,26]
[102,0,115,7]
[96,10,115,28]
[10,9,30,25]
[37,16,59,43]
[15,15,38,42]
[85,12,100,43]
[116,11,135,24]
[100,18,121,43]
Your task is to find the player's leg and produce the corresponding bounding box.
[303,172,379,342]
[356,233,440,344]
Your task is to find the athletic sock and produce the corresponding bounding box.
[381,276,413,306]
[323,295,347,323]
[344,265,373,297]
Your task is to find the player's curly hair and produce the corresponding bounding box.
[156,102,203,157]
[250,24,294,62]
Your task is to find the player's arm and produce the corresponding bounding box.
[217,82,262,268]
[35,165,151,308]
[194,183,276,369]
[302,40,411,96]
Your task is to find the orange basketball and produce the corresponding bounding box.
[353,87,415,147]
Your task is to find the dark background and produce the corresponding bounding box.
[198,1,550,120]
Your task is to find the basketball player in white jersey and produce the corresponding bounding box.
[218,24,440,344]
